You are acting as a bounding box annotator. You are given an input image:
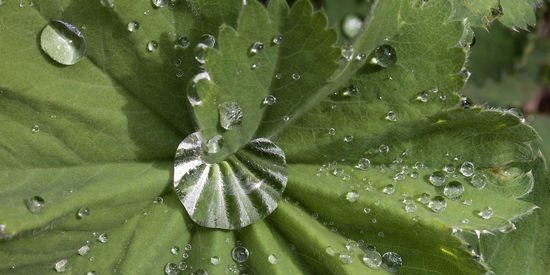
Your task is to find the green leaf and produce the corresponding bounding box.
[449,0,540,29]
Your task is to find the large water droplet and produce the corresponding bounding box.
[460,161,475,177]
[443,181,464,200]
[174,132,287,229]
[262,95,276,106]
[382,184,395,195]
[76,207,90,219]
[478,207,494,219]
[355,158,371,170]
[127,20,140,32]
[470,173,487,189]
[362,250,382,269]
[231,246,249,263]
[428,196,447,212]
[381,251,402,273]
[25,195,45,213]
[342,13,363,38]
[164,262,178,275]
[429,171,446,186]
[78,244,91,256]
[248,41,264,56]
[370,44,397,68]
[40,21,87,65]
[54,259,68,272]
[218,102,243,130]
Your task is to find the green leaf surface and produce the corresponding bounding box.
[449,0,540,29]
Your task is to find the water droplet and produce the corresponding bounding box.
[251,62,259,69]
[76,207,90,219]
[152,0,168,8]
[210,256,220,265]
[478,207,494,219]
[499,220,516,233]
[429,171,446,186]
[363,207,371,214]
[344,135,354,142]
[181,252,189,259]
[381,251,402,273]
[25,195,45,213]
[127,20,140,32]
[31,124,40,133]
[413,162,424,170]
[443,181,464,200]
[428,196,447,212]
[460,96,474,109]
[188,72,211,106]
[370,44,397,68]
[200,34,216,48]
[328,128,336,136]
[385,111,397,122]
[291,73,300,80]
[356,158,371,170]
[325,246,336,256]
[54,259,68,272]
[218,102,243,130]
[470,173,487,189]
[248,41,264,56]
[262,95,276,106]
[379,144,389,153]
[382,184,395,195]
[40,20,87,65]
[346,191,359,202]
[143,9,151,15]
[443,164,455,174]
[342,13,363,38]
[341,45,355,61]
[460,161,475,177]
[339,253,353,264]
[97,233,108,243]
[356,52,367,61]
[78,244,91,256]
[164,262,178,275]
[100,0,114,8]
[404,203,417,213]
[267,254,278,264]
[231,246,249,263]
[205,134,223,154]
[86,272,97,275]
[282,115,290,122]
[153,197,164,204]
[271,34,283,45]
[177,261,188,271]
[175,36,190,49]
[416,192,431,204]
[363,250,382,269]
[416,90,430,102]
[462,218,470,224]
[146,40,159,52]
[274,73,282,79]
[170,245,180,255]
[175,69,184,78]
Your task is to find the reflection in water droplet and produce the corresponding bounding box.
[218,102,243,130]
[381,251,402,273]
[174,132,287,229]
[429,171,446,186]
[370,44,397,68]
[25,196,45,213]
[232,246,249,263]
[127,20,140,32]
[147,40,159,52]
[362,250,382,269]
[54,259,68,272]
[40,20,87,65]
[478,207,494,219]
[460,161,475,177]
[443,181,464,200]
[342,13,363,38]
[428,196,447,212]
[77,207,90,219]
[248,41,264,56]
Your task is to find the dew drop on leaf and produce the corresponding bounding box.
[339,254,353,264]
[99,0,114,8]
[54,259,68,272]
[205,135,224,154]
[429,171,446,186]
[271,34,283,45]
[416,90,430,103]
[428,196,447,212]
[76,207,90,219]
[218,102,243,130]
[460,161,475,177]
[153,196,164,204]
[188,72,211,106]
[363,250,382,269]
[478,207,494,219]
[151,0,168,8]
[356,158,371,170]
[78,244,91,256]
[251,63,259,70]
[97,233,108,243]
[346,191,359,202]
[385,111,397,122]
[370,44,397,68]
[470,173,487,189]
[342,13,363,38]
[175,36,190,49]
[404,202,417,213]
[25,195,45,213]
[177,261,187,271]
[382,184,395,195]
[381,251,402,273]
[146,40,159,52]
[443,181,464,200]
[262,95,276,106]
[340,45,355,61]
[248,41,264,56]
[210,256,220,265]
[40,20,87,65]
[164,262,178,275]
[291,73,301,80]
[194,34,216,64]
[499,220,516,233]
[31,124,40,133]
[170,245,180,255]
[267,254,278,264]
[127,20,139,32]
[231,246,249,263]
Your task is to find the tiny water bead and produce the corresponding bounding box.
[346,191,359,202]
[127,20,139,32]
[429,171,446,186]
[339,253,353,264]
[267,254,278,264]
[385,111,397,122]
[342,13,363,38]
[382,184,395,195]
[262,95,276,106]
[471,173,488,189]
[170,245,180,255]
[218,102,243,130]
[355,158,371,170]
[362,250,382,269]
[25,195,45,213]
[40,20,87,65]
[381,251,402,273]
[54,259,68,272]
[282,115,290,122]
[152,0,168,8]
[153,196,164,204]
[248,41,264,56]
[78,244,91,256]
[97,233,108,243]
[340,45,355,61]
[76,207,90,219]
[443,181,465,200]
[460,161,475,177]
[370,44,397,68]
[478,207,494,219]
[343,135,354,142]
[328,128,336,136]
[147,40,159,52]
[291,73,301,80]
[210,256,220,265]
[428,196,447,212]
[271,34,283,45]
[184,243,192,251]
[231,246,249,263]
[251,62,260,69]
